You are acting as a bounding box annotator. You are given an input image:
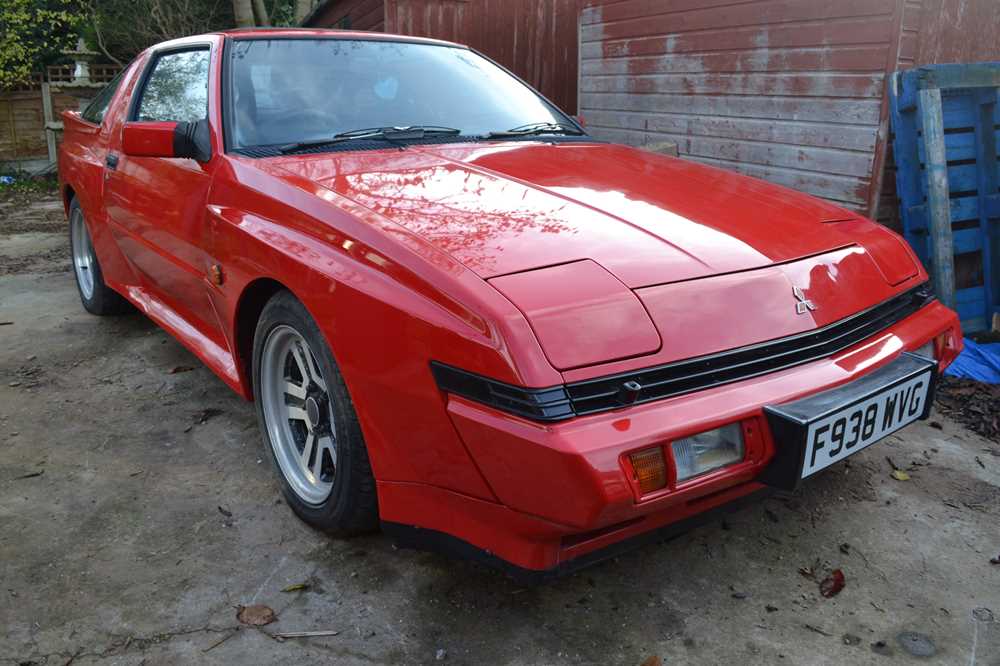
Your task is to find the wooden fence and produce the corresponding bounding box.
[0,66,121,169]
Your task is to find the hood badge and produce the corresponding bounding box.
[793,286,817,315]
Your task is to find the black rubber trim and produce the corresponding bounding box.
[432,283,934,422]
[382,488,771,584]
[430,363,574,421]
[232,134,598,158]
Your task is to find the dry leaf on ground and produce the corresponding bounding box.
[237,604,276,626]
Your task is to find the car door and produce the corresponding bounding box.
[104,45,223,338]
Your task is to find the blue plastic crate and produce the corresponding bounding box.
[888,63,1000,333]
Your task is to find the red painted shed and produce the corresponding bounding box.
[579,0,1000,220]
[302,0,582,113]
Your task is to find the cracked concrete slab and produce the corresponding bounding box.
[1,193,998,665]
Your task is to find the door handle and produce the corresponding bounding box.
[105,153,119,170]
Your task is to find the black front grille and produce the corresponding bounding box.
[566,283,934,416]
[432,283,934,422]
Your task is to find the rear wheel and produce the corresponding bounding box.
[69,198,130,315]
[252,291,378,534]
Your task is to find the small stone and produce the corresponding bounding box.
[435,648,447,661]
[896,632,936,657]
[842,633,861,646]
[731,592,748,600]
[765,604,779,613]
[8,381,21,387]
[871,640,892,656]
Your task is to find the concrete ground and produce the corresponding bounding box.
[1,192,999,666]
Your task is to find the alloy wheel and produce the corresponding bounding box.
[259,324,338,505]
[71,208,96,300]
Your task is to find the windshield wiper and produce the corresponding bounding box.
[277,126,462,154]
[484,121,585,139]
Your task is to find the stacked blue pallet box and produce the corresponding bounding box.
[888,62,1000,333]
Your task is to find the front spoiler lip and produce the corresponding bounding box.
[758,352,938,491]
[383,487,772,584]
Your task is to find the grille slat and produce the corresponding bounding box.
[431,283,933,422]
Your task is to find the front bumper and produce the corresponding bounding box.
[380,300,960,576]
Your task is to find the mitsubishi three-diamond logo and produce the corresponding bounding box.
[792,286,817,315]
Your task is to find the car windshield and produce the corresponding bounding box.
[227,38,576,150]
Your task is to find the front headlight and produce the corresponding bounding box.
[671,423,744,481]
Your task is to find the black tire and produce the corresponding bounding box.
[68,197,131,315]
[252,290,378,534]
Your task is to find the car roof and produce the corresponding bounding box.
[214,27,464,49]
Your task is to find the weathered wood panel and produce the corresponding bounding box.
[305,0,582,113]
[917,0,1000,64]
[581,0,901,212]
[308,0,385,31]
[386,0,582,113]
[877,0,1000,230]
[0,91,45,161]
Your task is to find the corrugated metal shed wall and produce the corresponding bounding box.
[579,0,906,213]
[305,0,582,114]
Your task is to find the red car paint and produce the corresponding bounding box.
[59,29,961,576]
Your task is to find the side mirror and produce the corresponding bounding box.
[122,119,211,162]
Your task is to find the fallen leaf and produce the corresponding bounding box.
[890,470,910,481]
[281,583,310,593]
[217,506,233,518]
[819,569,846,598]
[168,365,195,374]
[639,657,662,666]
[237,604,276,626]
[839,543,851,555]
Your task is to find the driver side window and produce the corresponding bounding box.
[135,49,210,123]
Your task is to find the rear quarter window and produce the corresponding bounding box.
[81,69,127,125]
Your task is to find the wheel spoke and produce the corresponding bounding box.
[302,343,327,392]
[311,439,326,480]
[284,380,307,400]
[300,433,315,469]
[290,343,311,385]
[287,405,309,426]
[319,435,337,469]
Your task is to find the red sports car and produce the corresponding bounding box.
[59,29,961,581]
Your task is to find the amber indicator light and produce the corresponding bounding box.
[629,447,668,494]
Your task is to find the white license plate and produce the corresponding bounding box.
[801,371,932,478]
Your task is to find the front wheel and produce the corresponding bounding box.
[252,291,378,534]
[69,198,130,315]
